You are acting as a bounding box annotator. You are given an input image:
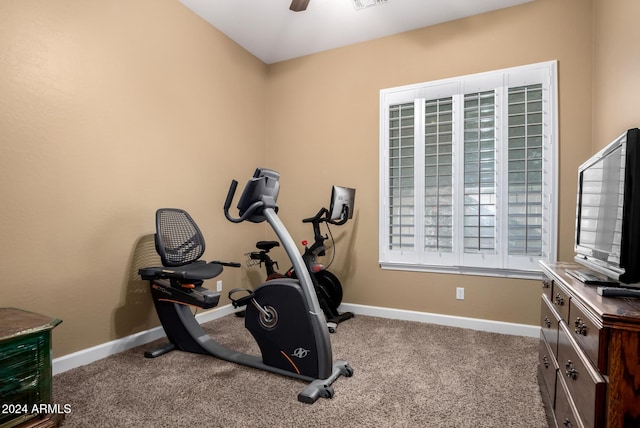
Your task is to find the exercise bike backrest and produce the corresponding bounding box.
[224,168,280,224]
[155,208,206,267]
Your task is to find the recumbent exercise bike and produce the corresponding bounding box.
[138,168,353,403]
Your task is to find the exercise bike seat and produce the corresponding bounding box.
[139,208,225,283]
[256,240,280,251]
[139,260,223,282]
[139,208,228,310]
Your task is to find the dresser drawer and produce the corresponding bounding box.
[542,276,553,301]
[552,283,570,323]
[538,333,558,407]
[557,322,606,428]
[555,374,585,428]
[568,297,604,372]
[541,294,560,358]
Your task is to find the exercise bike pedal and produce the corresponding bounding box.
[228,287,254,308]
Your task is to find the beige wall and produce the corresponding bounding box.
[0,0,268,357]
[267,0,594,326]
[592,0,640,147]
[4,0,633,358]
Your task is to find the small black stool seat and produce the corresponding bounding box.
[256,240,280,251]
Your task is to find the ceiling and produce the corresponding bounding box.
[178,0,534,64]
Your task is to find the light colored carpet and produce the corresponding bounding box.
[53,314,548,427]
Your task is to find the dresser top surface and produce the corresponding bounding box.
[541,261,640,328]
[0,307,62,342]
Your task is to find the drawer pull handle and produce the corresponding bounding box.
[544,316,552,328]
[574,317,588,336]
[554,293,564,306]
[542,355,550,369]
[565,360,578,380]
[563,418,573,427]
[543,280,551,289]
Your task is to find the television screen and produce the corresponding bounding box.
[576,143,624,266]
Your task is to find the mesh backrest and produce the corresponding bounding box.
[155,208,205,267]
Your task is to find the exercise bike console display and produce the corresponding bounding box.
[234,168,280,222]
[329,185,356,224]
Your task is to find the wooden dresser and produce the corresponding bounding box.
[538,261,640,428]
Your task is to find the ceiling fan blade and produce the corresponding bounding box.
[290,0,310,12]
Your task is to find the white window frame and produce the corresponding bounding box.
[379,61,558,279]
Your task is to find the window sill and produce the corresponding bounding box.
[379,261,544,280]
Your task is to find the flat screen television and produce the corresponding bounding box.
[573,128,640,285]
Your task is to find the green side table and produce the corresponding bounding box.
[0,308,62,428]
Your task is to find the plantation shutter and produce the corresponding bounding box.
[463,91,496,255]
[507,84,544,256]
[388,102,415,250]
[424,97,454,253]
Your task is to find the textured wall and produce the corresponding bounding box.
[0,0,268,356]
[592,0,640,147]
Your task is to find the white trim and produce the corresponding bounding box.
[53,302,539,375]
[338,303,540,338]
[52,304,238,375]
[379,260,545,280]
[547,60,559,265]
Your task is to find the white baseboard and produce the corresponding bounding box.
[339,303,540,338]
[53,303,539,375]
[52,305,238,375]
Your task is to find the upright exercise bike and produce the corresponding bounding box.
[246,189,355,331]
[138,168,353,403]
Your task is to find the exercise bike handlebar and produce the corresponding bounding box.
[328,206,350,226]
[224,179,265,224]
[223,179,238,212]
[301,206,350,227]
[302,207,329,224]
[211,260,242,268]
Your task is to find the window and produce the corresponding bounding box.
[379,61,557,279]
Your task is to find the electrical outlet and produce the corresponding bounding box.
[456,287,464,300]
[216,280,222,292]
